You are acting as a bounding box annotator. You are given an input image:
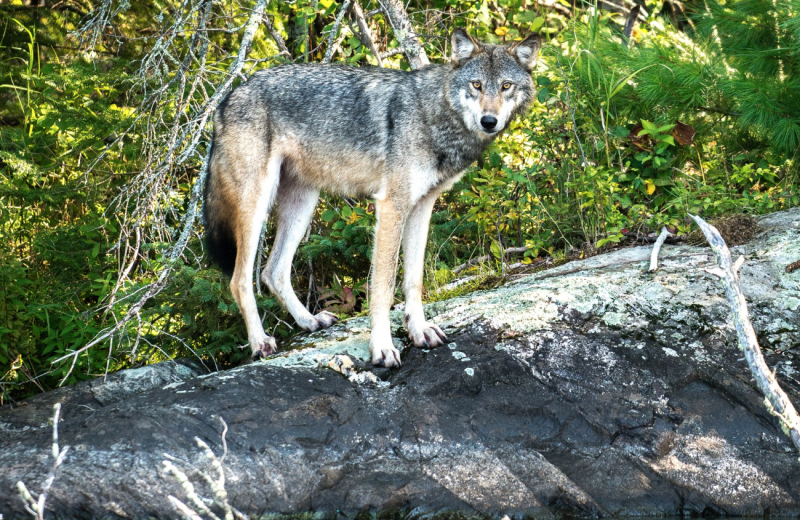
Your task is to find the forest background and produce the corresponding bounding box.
[0,0,798,402]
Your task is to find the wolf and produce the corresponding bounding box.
[203,28,541,367]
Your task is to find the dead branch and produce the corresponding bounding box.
[690,214,800,453]
[55,0,272,383]
[648,226,671,272]
[261,13,290,57]
[379,0,430,69]
[352,0,383,67]
[323,0,353,63]
[380,48,405,59]
[16,403,70,520]
[452,247,530,275]
[164,418,248,520]
[623,4,641,46]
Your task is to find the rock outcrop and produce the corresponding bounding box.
[3,208,800,519]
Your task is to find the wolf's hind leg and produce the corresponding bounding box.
[230,155,281,359]
[369,198,408,368]
[402,191,447,348]
[263,177,338,332]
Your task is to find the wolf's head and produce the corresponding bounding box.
[447,28,541,137]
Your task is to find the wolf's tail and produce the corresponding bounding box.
[203,137,237,276]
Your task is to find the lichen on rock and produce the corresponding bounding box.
[1,208,800,518]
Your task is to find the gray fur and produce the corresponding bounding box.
[204,30,541,366]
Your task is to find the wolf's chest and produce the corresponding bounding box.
[431,134,485,178]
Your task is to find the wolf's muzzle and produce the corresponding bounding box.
[480,115,498,132]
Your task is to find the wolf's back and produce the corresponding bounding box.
[203,132,237,276]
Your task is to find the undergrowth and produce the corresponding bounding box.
[1,0,798,400]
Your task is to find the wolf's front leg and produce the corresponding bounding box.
[402,192,448,348]
[369,198,407,367]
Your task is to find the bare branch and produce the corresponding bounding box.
[16,403,70,520]
[555,53,587,172]
[163,417,246,520]
[690,214,800,453]
[452,247,531,275]
[379,0,430,69]
[261,13,290,57]
[379,48,404,59]
[647,226,671,272]
[623,4,641,46]
[323,0,353,63]
[352,0,383,67]
[168,496,205,520]
[56,0,272,383]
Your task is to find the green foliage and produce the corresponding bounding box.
[1,0,799,400]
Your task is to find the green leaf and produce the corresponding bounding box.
[537,87,550,103]
[490,241,502,260]
[321,209,336,222]
[641,120,657,131]
[530,16,545,32]
[612,126,630,138]
[513,11,539,23]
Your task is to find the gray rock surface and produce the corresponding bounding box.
[2,208,800,519]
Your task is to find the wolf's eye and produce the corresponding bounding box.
[502,82,513,90]
[471,81,482,90]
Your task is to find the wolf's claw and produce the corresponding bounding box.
[371,344,401,368]
[409,322,448,348]
[251,336,277,359]
[301,311,339,332]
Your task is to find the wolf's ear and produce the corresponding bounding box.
[451,28,482,66]
[508,33,542,71]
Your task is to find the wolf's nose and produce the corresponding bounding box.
[480,116,498,131]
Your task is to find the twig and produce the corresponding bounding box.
[622,4,640,46]
[451,247,530,275]
[690,214,800,453]
[17,403,70,520]
[323,0,353,63]
[647,226,671,272]
[379,48,404,59]
[56,0,271,384]
[164,417,246,520]
[260,13,290,57]
[379,0,430,69]
[168,496,205,520]
[352,0,383,67]
[555,53,587,172]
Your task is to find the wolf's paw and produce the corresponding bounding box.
[311,311,339,331]
[370,340,402,368]
[298,311,339,332]
[251,336,277,359]
[407,320,448,348]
